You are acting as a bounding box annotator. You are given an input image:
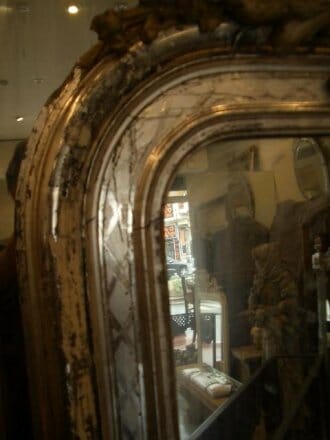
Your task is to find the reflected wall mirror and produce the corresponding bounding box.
[225,175,255,221]
[294,137,330,200]
[15,8,330,440]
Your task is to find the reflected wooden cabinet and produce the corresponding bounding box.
[16,7,330,440]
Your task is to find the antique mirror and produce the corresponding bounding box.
[15,3,330,440]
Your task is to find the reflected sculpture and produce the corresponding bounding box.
[248,242,301,360]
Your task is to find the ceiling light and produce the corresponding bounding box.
[67,5,79,14]
[33,78,44,84]
[16,116,24,122]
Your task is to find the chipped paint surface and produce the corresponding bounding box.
[16,24,330,440]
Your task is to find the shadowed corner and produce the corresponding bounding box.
[325,78,330,98]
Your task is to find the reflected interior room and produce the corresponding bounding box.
[0,1,330,440]
[167,136,330,437]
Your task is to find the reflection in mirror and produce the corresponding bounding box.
[163,136,330,438]
[294,138,329,200]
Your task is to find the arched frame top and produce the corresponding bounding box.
[16,24,330,440]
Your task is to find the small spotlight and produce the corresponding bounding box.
[67,5,79,14]
[16,116,24,122]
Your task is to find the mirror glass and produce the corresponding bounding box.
[163,136,330,438]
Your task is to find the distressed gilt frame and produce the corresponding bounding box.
[16,25,330,440]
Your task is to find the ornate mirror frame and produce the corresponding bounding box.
[16,22,330,440]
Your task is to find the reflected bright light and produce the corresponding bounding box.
[67,5,79,14]
[0,6,12,13]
